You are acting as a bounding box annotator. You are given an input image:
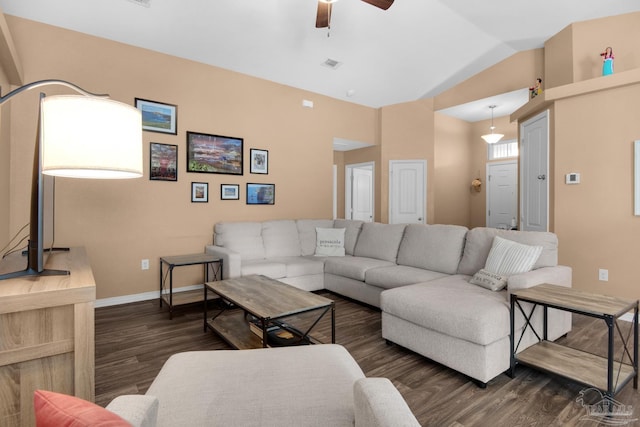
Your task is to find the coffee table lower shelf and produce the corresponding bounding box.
[206,310,321,350]
[516,341,636,394]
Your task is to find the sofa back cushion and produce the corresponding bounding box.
[353,223,406,262]
[457,227,558,276]
[396,224,468,274]
[297,219,335,256]
[262,220,302,258]
[333,219,364,255]
[214,222,265,261]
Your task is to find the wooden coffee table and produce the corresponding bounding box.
[204,275,335,349]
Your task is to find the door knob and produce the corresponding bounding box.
[537,174,546,180]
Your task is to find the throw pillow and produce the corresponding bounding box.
[484,236,543,276]
[34,389,131,427]
[470,269,508,291]
[315,227,346,256]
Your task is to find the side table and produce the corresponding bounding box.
[160,253,222,319]
[510,284,638,398]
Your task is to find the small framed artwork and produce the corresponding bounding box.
[191,182,208,203]
[246,183,275,205]
[221,184,240,200]
[250,149,269,174]
[135,98,177,135]
[187,131,243,175]
[149,142,178,181]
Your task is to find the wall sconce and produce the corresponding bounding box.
[471,178,482,192]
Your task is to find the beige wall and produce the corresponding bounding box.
[0,78,9,246]
[553,83,640,298]
[544,25,574,89]
[433,113,472,225]
[3,16,377,299]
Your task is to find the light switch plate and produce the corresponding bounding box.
[566,173,580,184]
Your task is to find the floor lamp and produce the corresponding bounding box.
[0,80,142,281]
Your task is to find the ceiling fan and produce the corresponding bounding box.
[315,0,394,29]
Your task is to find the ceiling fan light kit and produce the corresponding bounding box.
[481,105,504,144]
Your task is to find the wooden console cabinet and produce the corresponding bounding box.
[0,247,96,427]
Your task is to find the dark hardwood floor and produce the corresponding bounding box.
[95,291,640,426]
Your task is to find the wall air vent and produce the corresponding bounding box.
[321,58,342,70]
[127,0,151,7]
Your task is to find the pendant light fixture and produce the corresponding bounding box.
[481,105,504,144]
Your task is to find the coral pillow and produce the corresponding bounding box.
[34,390,131,427]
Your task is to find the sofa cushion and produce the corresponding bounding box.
[381,275,513,346]
[353,378,420,427]
[214,221,265,261]
[241,260,286,279]
[364,265,447,289]
[146,345,365,427]
[325,256,396,281]
[270,256,326,277]
[334,219,364,255]
[297,219,335,256]
[262,220,302,258]
[315,227,346,256]
[484,236,542,276]
[457,227,558,276]
[353,223,406,262]
[34,390,131,427]
[396,224,467,274]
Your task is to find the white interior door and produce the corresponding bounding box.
[486,160,517,229]
[520,110,549,232]
[345,162,374,222]
[389,160,426,224]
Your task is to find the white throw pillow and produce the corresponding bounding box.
[470,269,508,291]
[315,228,346,256]
[484,236,543,276]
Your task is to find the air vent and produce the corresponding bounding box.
[127,0,151,7]
[321,58,342,70]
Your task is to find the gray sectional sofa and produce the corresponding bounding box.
[205,219,572,385]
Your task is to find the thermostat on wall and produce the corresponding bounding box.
[565,173,580,184]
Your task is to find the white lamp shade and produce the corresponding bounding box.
[481,133,504,144]
[41,95,143,179]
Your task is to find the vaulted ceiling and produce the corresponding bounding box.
[1,0,639,120]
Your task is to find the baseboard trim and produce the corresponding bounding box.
[95,284,203,308]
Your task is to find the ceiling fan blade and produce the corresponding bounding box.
[316,2,331,28]
[361,0,394,10]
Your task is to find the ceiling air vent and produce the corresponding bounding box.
[321,58,342,70]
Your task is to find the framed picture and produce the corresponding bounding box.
[191,182,208,203]
[221,184,240,200]
[135,98,177,135]
[246,183,275,205]
[187,131,243,175]
[250,149,269,174]
[149,142,178,181]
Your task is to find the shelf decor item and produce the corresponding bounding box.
[221,184,239,200]
[246,183,275,205]
[150,142,178,181]
[187,131,243,175]
[191,182,209,203]
[250,149,269,174]
[135,98,177,134]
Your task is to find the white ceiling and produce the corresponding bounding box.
[1,0,638,124]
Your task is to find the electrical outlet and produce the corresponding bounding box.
[598,268,608,281]
[141,259,150,270]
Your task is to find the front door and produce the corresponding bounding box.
[486,161,517,229]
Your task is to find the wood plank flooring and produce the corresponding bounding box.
[95,291,640,426]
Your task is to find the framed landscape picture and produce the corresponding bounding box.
[149,142,178,181]
[250,149,268,174]
[246,183,275,205]
[187,131,243,175]
[135,98,177,134]
[191,182,208,203]
[221,184,240,200]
